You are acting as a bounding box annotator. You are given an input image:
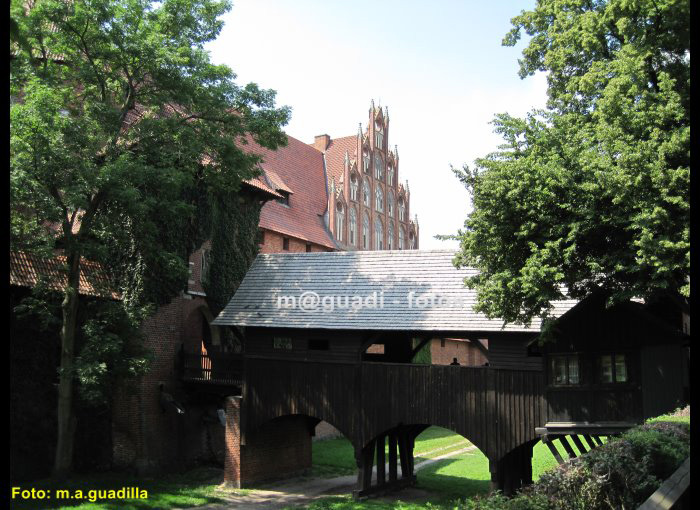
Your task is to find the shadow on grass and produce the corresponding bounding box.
[415,457,490,502]
[10,467,231,510]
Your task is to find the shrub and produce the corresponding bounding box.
[533,421,690,510]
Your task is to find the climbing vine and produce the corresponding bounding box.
[204,189,264,349]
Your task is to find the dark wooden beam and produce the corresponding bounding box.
[398,429,410,477]
[358,440,375,491]
[570,434,588,455]
[388,432,397,482]
[409,337,431,361]
[376,435,385,486]
[582,435,598,450]
[544,438,565,465]
[557,436,577,459]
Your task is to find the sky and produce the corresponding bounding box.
[206,0,549,250]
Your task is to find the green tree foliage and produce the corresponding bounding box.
[450,0,689,325]
[10,0,289,476]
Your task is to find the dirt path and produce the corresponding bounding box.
[188,444,476,509]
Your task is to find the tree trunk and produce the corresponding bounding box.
[52,251,80,478]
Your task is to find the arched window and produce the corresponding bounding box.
[375,120,383,148]
[363,149,370,173]
[349,208,357,246]
[335,203,344,242]
[399,227,405,250]
[350,174,358,201]
[375,218,384,250]
[398,198,405,221]
[362,178,370,207]
[375,186,384,212]
[362,212,370,250]
[387,164,393,186]
[388,192,394,216]
[388,221,394,250]
[375,152,383,180]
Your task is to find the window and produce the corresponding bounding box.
[388,222,394,250]
[306,243,312,252]
[283,237,290,250]
[349,208,357,246]
[362,179,370,207]
[362,212,370,249]
[308,339,329,350]
[388,192,394,216]
[363,149,370,173]
[375,218,383,250]
[335,203,344,242]
[549,354,580,386]
[387,165,393,186]
[375,120,383,148]
[375,153,383,180]
[398,199,405,221]
[277,191,290,206]
[375,186,384,212]
[350,174,358,201]
[258,229,265,245]
[201,249,211,281]
[599,354,628,383]
[399,227,405,250]
[273,337,292,350]
[409,232,415,249]
[188,262,195,283]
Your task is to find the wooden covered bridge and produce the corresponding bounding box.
[201,250,688,497]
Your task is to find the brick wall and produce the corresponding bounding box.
[259,229,332,254]
[224,397,312,487]
[112,293,223,474]
[430,338,489,366]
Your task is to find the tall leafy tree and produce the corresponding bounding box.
[10,0,289,477]
[450,0,689,325]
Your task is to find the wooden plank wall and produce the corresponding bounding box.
[244,359,546,460]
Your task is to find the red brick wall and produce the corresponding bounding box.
[112,294,221,474]
[259,229,332,254]
[430,338,489,366]
[224,397,312,487]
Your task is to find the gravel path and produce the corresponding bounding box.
[187,443,476,509]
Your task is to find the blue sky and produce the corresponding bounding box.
[206,0,547,249]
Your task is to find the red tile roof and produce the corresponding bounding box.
[10,251,120,299]
[243,135,337,249]
[323,135,358,189]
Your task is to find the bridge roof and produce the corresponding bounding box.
[212,249,578,332]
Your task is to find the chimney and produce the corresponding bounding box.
[313,134,331,152]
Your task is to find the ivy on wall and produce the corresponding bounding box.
[204,189,263,350]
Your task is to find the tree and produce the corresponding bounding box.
[449,0,689,325]
[10,0,290,477]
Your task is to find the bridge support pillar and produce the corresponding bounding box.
[223,397,312,488]
[353,425,417,499]
[489,442,534,496]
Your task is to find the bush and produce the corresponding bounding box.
[533,421,690,510]
[457,420,689,510]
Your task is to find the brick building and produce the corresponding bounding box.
[11,101,422,475]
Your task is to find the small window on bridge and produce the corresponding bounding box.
[308,339,329,350]
[273,337,292,350]
[549,354,579,386]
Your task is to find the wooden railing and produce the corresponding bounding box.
[180,352,243,386]
[638,457,690,510]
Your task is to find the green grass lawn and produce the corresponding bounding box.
[10,467,234,510]
[307,426,592,508]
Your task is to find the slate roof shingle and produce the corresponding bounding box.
[212,250,578,332]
